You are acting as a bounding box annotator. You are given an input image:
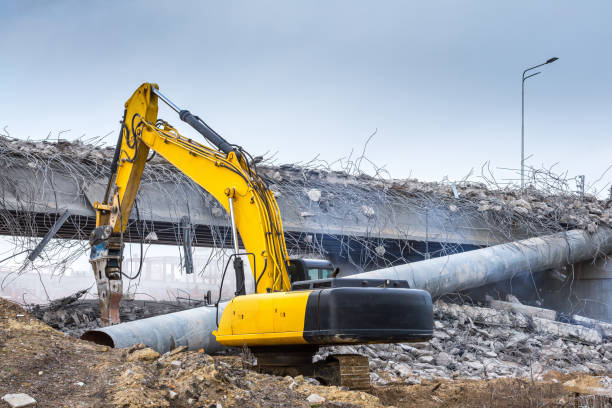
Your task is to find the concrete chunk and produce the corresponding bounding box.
[506,294,521,304]
[572,314,612,339]
[436,300,530,328]
[488,299,557,321]
[2,393,37,408]
[306,393,325,404]
[596,323,612,339]
[532,317,602,344]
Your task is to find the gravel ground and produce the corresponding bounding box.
[3,297,612,407]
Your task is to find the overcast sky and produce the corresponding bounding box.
[1,1,611,194]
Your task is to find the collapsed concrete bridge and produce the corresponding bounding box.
[1,135,611,321]
[0,135,505,269]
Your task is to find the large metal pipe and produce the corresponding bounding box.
[82,302,228,354]
[83,228,612,353]
[349,228,612,297]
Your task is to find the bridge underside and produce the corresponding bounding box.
[0,209,480,273]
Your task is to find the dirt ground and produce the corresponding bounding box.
[1,298,610,408]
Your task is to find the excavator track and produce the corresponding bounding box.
[314,354,370,390]
[251,346,370,390]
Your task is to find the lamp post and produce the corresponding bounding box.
[521,57,558,188]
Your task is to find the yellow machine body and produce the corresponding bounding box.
[215,291,312,346]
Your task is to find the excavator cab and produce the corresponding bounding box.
[287,258,335,283]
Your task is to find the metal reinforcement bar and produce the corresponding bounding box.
[82,303,228,354]
[351,227,612,297]
[82,228,612,353]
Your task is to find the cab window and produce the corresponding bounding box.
[306,268,334,280]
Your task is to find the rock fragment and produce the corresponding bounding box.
[307,189,321,202]
[126,347,160,362]
[361,205,375,218]
[306,393,326,404]
[1,394,37,408]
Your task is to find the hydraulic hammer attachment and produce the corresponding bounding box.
[89,225,123,325]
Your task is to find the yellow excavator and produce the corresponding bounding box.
[89,83,433,388]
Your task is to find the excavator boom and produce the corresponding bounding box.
[90,83,291,324]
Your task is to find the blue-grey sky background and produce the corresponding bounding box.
[1,1,611,194]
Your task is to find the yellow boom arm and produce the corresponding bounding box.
[90,83,291,324]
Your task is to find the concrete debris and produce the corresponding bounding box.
[485,298,612,343]
[168,345,189,356]
[488,298,558,321]
[29,299,202,338]
[506,294,521,304]
[306,393,326,404]
[360,205,375,218]
[532,317,603,345]
[144,231,158,241]
[318,300,612,385]
[3,134,611,241]
[306,188,321,202]
[573,314,612,339]
[1,393,37,408]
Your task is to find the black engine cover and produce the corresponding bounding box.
[302,287,433,344]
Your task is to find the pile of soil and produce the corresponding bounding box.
[0,297,382,407]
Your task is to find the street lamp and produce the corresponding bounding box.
[521,57,558,188]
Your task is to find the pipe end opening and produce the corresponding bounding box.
[81,330,115,348]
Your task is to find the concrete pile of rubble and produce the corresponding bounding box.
[2,134,611,237]
[319,299,612,386]
[28,293,204,337]
[268,164,612,234]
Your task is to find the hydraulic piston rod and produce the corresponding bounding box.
[152,88,234,154]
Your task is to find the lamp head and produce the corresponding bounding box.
[546,57,559,64]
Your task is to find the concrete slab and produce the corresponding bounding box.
[488,299,557,321]
[532,317,602,344]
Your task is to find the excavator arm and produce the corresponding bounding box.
[90,83,291,324]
